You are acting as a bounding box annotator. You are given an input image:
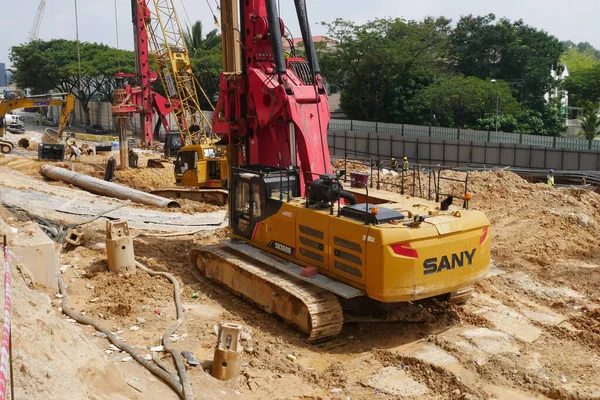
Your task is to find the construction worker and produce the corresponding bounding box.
[68,140,82,162]
[402,157,409,171]
[391,158,398,170]
[128,148,139,168]
[547,169,555,187]
[35,113,41,126]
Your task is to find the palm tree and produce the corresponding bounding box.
[183,21,221,57]
[578,106,600,140]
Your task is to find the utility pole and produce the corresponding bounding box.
[491,79,499,133]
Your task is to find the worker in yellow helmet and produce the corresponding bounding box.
[547,169,555,187]
[391,158,398,170]
[402,157,409,171]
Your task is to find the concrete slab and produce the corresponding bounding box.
[460,328,520,354]
[519,308,565,326]
[0,188,227,232]
[364,366,429,397]
[471,296,542,343]
[402,342,478,383]
[0,218,58,290]
[484,384,545,399]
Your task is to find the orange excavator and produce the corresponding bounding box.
[0,93,75,153]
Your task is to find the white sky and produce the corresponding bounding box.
[2,0,600,69]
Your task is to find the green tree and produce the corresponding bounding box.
[562,41,600,59]
[10,40,135,124]
[415,76,518,128]
[578,106,600,140]
[452,14,564,109]
[318,17,452,123]
[563,64,600,108]
[450,14,566,135]
[190,49,222,107]
[561,47,599,74]
[182,21,222,107]
[183,21,221,56]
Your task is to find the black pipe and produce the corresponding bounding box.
[294,0,320,74]
[338,190,357,206]
[265,0,287,76]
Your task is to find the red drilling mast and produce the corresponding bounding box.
[213,0,332,193]
[111,0,175,149]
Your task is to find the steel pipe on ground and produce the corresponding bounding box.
[40,164,180,208]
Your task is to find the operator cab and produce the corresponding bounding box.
[230,166,299,238]
[174,143,228,188]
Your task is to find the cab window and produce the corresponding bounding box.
[252,183,263,218]
[175,151,197,176]
[235,181,250,215]
[203,148,216,158]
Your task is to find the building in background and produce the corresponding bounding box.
[0,63,6,87]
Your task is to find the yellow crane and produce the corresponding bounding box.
[137,0,228,191]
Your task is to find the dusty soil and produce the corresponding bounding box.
[1,153,600,399]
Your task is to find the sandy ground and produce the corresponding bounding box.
[0,131,599,399]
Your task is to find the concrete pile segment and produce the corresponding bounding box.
[40,164,180,208]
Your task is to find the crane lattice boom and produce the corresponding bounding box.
[28,0,47,41]
[138,0,212,146]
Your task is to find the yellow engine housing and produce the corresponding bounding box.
[232,183,490,303]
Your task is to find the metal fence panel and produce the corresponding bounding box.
[562,151,580,170]
[471,144,486,164]
[580,153,599,170]
[545,151,561,169]
[522,135,553,147]
[377,122,401,134]
[499,145,515,166]
[431,126,458,141]
[556,137,588,150]
[530,149,546,169]
[329,120,352,131]
[459,142,471,164]
[404,124,430,137]
[490,132,520,144]
[515,147,531,168]
[444,142,459,165]
[460,129,487,143]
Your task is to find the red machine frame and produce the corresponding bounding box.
[213,0,332,193]
[111,0,180,147]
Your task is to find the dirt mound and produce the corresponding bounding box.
[8,264,139,399]
[332,159,370,172]
[113,166,176,192]
[464,171,600,275]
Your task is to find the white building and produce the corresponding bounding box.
[544,63,569,109]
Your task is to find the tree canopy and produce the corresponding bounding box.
[10,39,135,124]
[415,76,517,128]
[319,14,569,136]
[183,21,222,106]
[319,17,452,124]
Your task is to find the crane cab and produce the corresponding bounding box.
[174,144,229,188]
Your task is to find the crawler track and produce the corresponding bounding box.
[192,245,344,342]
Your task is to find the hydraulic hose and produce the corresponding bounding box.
[134,261,193,400]
[265,0,286,76]
[57,274,184,398]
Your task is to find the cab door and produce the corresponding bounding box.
[231,177,266,239]
[175,151,199,186]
